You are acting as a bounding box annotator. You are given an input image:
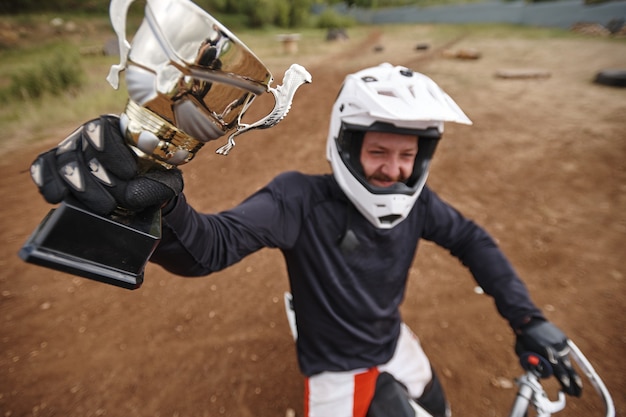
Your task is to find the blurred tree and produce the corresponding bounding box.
[290,0,312,27]
[206,0,313,28]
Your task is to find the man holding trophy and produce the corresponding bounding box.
[21,0,583,416]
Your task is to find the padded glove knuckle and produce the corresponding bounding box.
[30,116,132,215]
[82,116,137,180]
[30,151,68,204]
[31,115,184,215]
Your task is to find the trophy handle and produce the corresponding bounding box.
[215,63,312,155]
[106,0,137,89]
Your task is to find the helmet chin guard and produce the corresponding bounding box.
[327,63,472,229]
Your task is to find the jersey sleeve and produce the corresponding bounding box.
[420,187,544,329]
[150,172,307,276]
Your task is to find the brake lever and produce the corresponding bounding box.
[568,340,615,417]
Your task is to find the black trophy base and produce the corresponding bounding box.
[19,200,161,290]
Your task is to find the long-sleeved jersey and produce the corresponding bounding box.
[151,171,544,376]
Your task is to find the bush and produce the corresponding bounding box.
[7,53,84,100]
[316,8,356,29]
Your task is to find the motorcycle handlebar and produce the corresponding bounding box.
[567,340,615,417]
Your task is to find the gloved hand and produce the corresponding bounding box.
[30,115,183,216]
[515,320,582,396]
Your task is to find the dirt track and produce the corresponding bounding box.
[1,26,625,416]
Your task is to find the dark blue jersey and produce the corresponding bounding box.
[151,171,543,376]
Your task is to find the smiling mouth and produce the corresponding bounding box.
[368,174,405,188]
[371,179,396,188]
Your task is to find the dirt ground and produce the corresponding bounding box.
[1,26,625,417]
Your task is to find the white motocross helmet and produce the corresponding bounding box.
[327,63,472,229]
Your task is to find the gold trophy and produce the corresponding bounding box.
[19,0,311,289]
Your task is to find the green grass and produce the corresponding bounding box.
[0,48,126,146]
[0,13,137,146]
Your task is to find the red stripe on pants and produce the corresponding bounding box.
[304,377,310,417]
[353,368,380,417]
[303,367,380,417]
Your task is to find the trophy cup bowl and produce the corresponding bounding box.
[19,0,311,289]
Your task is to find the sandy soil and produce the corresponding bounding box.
[1,26,625,417]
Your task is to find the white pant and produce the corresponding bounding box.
[304,323,432,417]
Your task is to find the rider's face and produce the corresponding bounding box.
[360,131,418,188]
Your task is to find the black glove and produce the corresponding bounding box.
[30,115,183,216]
[515,320,582,396]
